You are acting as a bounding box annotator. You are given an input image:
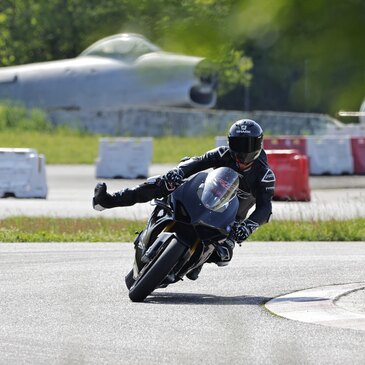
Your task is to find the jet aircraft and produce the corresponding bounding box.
[0,33,217,112]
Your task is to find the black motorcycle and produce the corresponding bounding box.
[125,167,239,302]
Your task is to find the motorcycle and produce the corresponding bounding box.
[125,166,239,302]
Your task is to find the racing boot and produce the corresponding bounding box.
[93,177,170,211]
[208,238,235,266]
[186,239,235,280]
[186,265,203,281]
[93,183,138,210]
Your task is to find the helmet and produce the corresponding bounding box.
[228,119,263,164]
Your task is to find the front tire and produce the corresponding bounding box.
[125,269,135,289]
[129,238,186,302]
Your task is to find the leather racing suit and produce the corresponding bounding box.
[95,146,275,227]
[93,146,275,271]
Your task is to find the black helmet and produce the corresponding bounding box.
[228,119,263,164]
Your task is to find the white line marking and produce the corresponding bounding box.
[265,282,365,331]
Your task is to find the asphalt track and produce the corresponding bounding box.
[0,164,364,364]
[0,242,365,364]
[1,164,365,220]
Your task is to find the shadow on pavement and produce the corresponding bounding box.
[271,296,328,303]
[146,292,271,305]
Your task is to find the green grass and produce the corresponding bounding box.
[0,217,364,243]
[0,130,100,164]
[0,217,144,242]
[153,135,214,163]
[252,220,365,241]
[0,101,216,163]
[0,131,215,164]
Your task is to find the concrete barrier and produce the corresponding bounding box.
[95,138,153,179]
[0,148,47,198]
[215,136,227,147]
[326,124,365,136]
[307,136,354,175]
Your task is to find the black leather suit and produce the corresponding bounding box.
[108,146,276,226]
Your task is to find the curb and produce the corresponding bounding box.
[265,282,365,331]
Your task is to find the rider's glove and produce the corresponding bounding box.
[231,219,259,243]
[164,168,185,190]
[93,182,113,211]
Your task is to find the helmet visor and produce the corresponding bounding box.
[229,136,262,153]
[229,136,262,164]
[232,150,260,164]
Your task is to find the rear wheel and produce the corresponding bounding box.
[129,238,186,302]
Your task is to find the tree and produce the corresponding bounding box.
[233,0,365,115]
[1,0,364,116]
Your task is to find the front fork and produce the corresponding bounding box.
[132,231,145,277]
[132,222,217,281]
[132,221,176,279]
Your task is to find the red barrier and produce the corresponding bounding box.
[264,136,307,155]
[266,149,311,201]
[351,137,365,174]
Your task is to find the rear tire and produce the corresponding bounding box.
[129,238,186,302]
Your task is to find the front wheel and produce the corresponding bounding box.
[129,238,186,302]
[125,269,135,290]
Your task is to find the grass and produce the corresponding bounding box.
[0,217,364,243]
[252,219,365,241]
[0,131,215,164]
[0,130,100,164]
[153,135,214,163]
[0,101,216,163]
[0,217,144,243]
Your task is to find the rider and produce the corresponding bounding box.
[93,119,275,280]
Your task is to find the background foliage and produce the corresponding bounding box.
[0,0,364,116]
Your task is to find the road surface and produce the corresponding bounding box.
[1,165,365,220]
[0,241,364,364]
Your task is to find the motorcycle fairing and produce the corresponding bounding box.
[171,172,239,235]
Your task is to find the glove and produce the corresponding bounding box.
[93,182,112,211]
[164,168,185,189]
[231,219,259,243]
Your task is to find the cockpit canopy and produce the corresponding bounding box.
[79,33,161,62]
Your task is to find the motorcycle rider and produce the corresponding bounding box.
[93,119,275,280]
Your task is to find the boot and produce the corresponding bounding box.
[186,265,202,281]
[208,239,235,266]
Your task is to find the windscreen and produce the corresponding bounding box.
[200,167,239,211]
